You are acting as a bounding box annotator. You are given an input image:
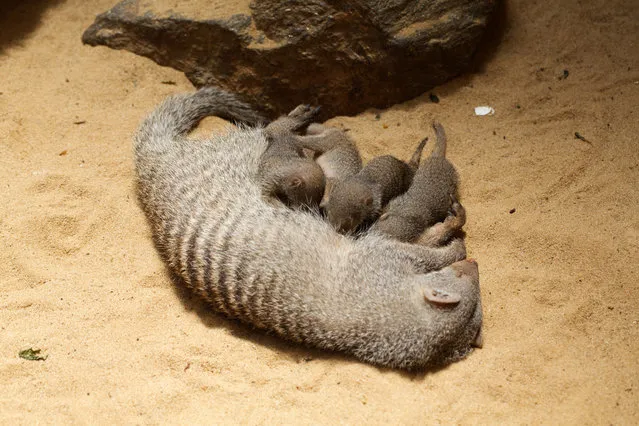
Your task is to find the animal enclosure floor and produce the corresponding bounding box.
[0,0,637,423]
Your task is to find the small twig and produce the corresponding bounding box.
[574,132,592,145]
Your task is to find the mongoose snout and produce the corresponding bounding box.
[450,258,479,280]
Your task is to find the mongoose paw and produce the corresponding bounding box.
[288,104,321,126]
[445,197,466,230]
[288,104,311,117]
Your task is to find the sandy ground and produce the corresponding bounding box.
[1,0,638,424]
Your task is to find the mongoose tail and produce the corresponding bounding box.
[135,87,265,155]
[407,137,428,170]
[431,121,447,157]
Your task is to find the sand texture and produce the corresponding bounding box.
[1,0,638,423]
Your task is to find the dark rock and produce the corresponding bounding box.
[82,0,497,120]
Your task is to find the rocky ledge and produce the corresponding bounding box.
[82,0,497,119]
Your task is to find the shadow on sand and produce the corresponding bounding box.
[167,268,441,382]
[0,0,65,53]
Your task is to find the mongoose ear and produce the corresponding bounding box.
[288,177,303,188]
[362,196,373,206]
[423,287,461,307]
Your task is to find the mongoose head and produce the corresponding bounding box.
[410,258,483,367]
[270,158,326,209]
[323,179,381,234]
[354,257,483,369]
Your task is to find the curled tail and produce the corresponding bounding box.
[134,87,266,154]
[407,137,428,170]
[431,121,447,157]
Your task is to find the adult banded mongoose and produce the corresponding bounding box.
[291,124,363,204]
[370,122,464,243]
[323,137,428,234]
[258,104,325,209]
[134,87,483,370]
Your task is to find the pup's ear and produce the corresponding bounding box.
[362,195,373,206]
[423,286,461,307]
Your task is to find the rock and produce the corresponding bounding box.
[82,0,497,120]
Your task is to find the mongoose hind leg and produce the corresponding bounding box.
[293,127,352,154]
[265,104,321,140]
[416,197,466,247]
[286,104,322,132]
[390,237,467,273]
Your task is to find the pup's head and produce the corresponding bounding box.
[269,159,326,209]
[323,179,380,234]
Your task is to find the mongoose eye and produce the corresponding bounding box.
[362,196,373,206]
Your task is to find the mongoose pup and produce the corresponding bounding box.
[134,88,483,370]
[258,104,325,209]
[291,124,363,204]
[323,137,428,234]
[370,122,464,243]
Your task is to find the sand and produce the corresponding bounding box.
[1,0,638,423]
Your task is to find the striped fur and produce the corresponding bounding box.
[134,87,483,370]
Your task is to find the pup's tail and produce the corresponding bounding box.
[407,136,428,170]
[431,121,447,157]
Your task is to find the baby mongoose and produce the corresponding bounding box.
[370,122,464,243]
[258,104,325,209]
[323,137,428,234]
[291,124,363,204]
[134,87,483,370]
